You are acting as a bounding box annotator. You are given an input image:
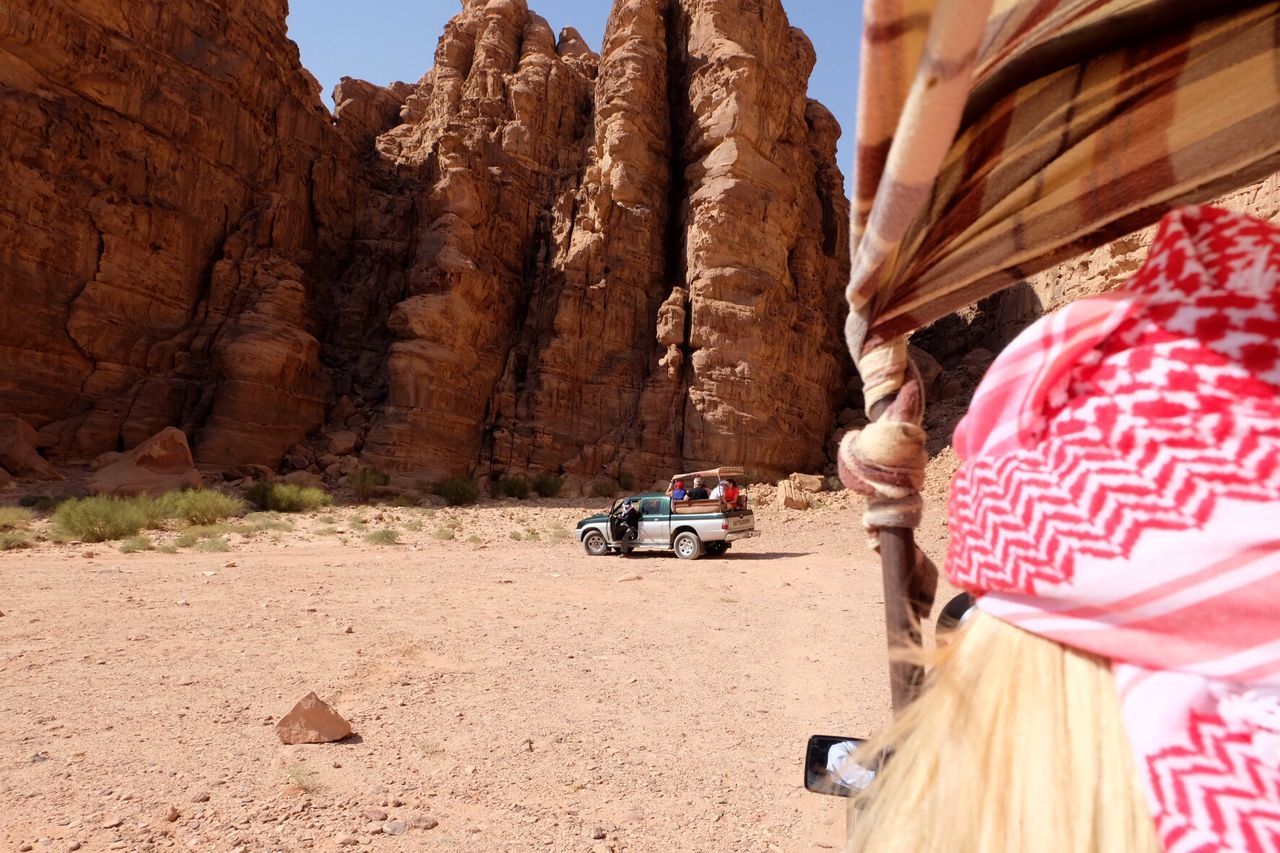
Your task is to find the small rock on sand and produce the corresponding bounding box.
[362,808,387,823]
[382,819,406,836]
[409,815,438,830]
[274,692,352,745]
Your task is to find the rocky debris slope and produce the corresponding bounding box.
[0,0,850,488]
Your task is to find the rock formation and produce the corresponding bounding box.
[0,0,851,487]
[87,427,203,496]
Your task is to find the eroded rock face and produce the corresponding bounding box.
[0,0,349,469]
[0,0,851,485]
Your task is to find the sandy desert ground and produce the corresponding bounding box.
[1,481,958,853]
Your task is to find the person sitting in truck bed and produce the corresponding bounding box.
[686,477,710,500]
[668,479,687,501]
[720,478,741,507]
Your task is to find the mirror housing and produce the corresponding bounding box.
[804,735,876,797]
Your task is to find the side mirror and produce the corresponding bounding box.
[804,735,874,797]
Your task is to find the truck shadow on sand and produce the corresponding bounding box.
[612,551,812,561]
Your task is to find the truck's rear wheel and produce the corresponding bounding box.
[704,541,729,557]
[583,530,609,556]
[673,531,702,560]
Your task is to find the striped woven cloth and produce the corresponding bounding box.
[847,0,1280,409]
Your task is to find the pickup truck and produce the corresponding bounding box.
[575,494,758,559]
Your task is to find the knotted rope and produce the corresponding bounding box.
[837,351,928,548]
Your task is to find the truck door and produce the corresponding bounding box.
[638,497,670,545]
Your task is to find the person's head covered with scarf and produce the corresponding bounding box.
[849,207,1280,853]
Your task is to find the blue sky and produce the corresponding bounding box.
[287,1,862,190]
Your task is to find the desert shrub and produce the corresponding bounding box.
[175,525,229,548]
[617,470,636,491]
[466,534,482,544]
[590,478,620,498]
[509,530,523,541]
[0,507,34,530]
[194,536,229,553]
[826,475,844,492]
[119,535,154,554]
[432,526,455,541]
[524,528,541,541]
[315,526,341,536]
[245,481,331,513]
[18,494,65,512]
[531,472,564,498]
[364,529,400,546]
[161,489,244,525]
[390,493,421,508]
[496,475,530,500]
[240,512,294,533]
[0,531,32,550]
[432,476,479,507]
[53,496,154,543]
[349,467,391,503]
[548,527,571,542]
[405,519,424,533]
[157,544,179,554]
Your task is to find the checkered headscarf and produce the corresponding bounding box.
[948,206,1280,852]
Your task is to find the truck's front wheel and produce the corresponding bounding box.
[673,531,702,560]
[583,530,609,556]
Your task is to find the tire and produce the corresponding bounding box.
[704,541,729,557]
[583,529,609,557]
[673,531,702,560]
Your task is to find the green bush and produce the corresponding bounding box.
[194,536,229,553]
[590,478,620,498]
[531,472,564,498]
[161,490,244,525]
[119,535,154,554]
[0,531,32,550]
[240,512,294,533]
[432,526,455,541]
[509,530,523,541]
[432,476,479,507]
[245,481,332,513]
[496,475,530,500]
[53,496,154,543]
[349,467,391,503]
[175,525,229,548]
[0,507,34,530]
[364,528,400,546]
[18,494,64,512]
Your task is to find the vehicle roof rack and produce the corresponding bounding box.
[669,466,746,481]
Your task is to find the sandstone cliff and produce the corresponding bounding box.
[0,0,850,486]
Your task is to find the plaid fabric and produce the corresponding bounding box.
[847,0,1280,409]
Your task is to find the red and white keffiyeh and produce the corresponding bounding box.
[947,206,1280,852]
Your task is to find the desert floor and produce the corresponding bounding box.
[1,486,958,853]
